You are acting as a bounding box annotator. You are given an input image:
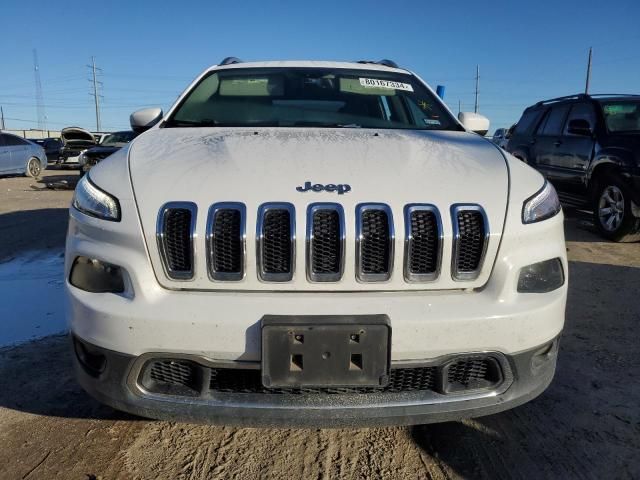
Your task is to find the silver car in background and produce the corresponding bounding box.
[0,132,47,177]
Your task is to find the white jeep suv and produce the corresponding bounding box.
[65,59,567,427]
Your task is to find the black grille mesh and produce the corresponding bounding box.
[455,210,485,273]
[141,356,503,397]
[311,209,341,275]
[211,209,242,274]
[163,209,193,273]
[360,210,391,275]
[209,366,437,395]
[261,209,292,275]
[149,360,198,390]
[408,210,439,274]
[445,357,501,393]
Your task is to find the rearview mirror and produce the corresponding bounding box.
[458,112,490,136]
[567,118,592,136]
[130,107,163,133]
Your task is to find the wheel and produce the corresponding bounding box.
[25,157,42,178]
[593,173,640,242]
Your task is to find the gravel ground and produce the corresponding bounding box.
[0,170,638,479]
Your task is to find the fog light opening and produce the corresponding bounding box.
[517,258,564,293]
[73,337,106,377]
[69,256,125,293]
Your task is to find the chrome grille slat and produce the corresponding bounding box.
[404,204,442,282]
[206,203,246,281]
[451,205,489,281]
[156,202,197,280]
[356,204,394,282]
[307,203,345,282]
[156,202,490,284]
[257,203,295,282]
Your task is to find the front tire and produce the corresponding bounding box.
[593,173,640,242]
[25,157,42,178]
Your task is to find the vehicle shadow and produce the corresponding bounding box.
[0,335,137,421]
[0,208,70,262]
[562,207,604,243]
[35,173,79,190]
[410,258,640,478]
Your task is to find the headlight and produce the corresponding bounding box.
[72,175,121,221]
[522,181,561,224]
[517,258,564,293]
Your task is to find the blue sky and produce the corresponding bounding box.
[1,0,639,133]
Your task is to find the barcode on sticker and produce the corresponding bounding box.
[359,78,414,92]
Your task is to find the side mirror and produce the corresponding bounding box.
[567,118,592,136]
[458,112,490,136]
[130,107,163,133]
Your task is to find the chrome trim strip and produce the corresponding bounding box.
[403,204,443,282]
[450,204,490,281]
[256,202,296,282]
[206,202,246,282]
[355,203,394,282]
[156,201,197,281]
[306,203,346,283]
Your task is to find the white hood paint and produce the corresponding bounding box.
[128,127,509,291]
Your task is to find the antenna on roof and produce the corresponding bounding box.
[220,57,243,66]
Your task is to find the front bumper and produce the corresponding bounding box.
[73,335,559,427]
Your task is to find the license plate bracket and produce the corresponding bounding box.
[261,315,390,388]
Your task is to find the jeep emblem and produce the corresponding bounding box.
[296,181,351,195]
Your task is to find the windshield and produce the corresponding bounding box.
[601,100,640,133]
[101,131,136,146]
[165,68,461,131]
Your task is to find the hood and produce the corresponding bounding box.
[61,127,96,144]
[129,128,509,291]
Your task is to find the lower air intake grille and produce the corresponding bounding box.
[144,360,200,396]
[209,366,437,395]
[443,357,502,393]
[309,206,343,281]
[357,205,393,281]
[209,205,244,280]
[158,204,196,279]
[259,204,294,281]
[453,207,487,280]
[139,354,506,397]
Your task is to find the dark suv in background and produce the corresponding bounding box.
[507,94,640,241]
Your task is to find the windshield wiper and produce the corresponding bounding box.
[290,121,362,128]
[165,119,280,128]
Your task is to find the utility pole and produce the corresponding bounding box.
[474,65,480,113]
[88,56,103,131]
[0,106,5,130]
[458,99,461,115]
[585,47,593,94]
[33,49,46,131]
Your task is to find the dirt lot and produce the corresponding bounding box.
[0,170,638,479]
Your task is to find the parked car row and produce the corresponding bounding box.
[0,132,47,177]
[505,93,640,242]
[0,127,137,178]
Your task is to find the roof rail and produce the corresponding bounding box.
[534,94,587,106]
[357,59,400,69]
[587,93,640,98]
[219,57,243,66]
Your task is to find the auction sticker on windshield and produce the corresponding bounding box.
[359,78,414,92]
